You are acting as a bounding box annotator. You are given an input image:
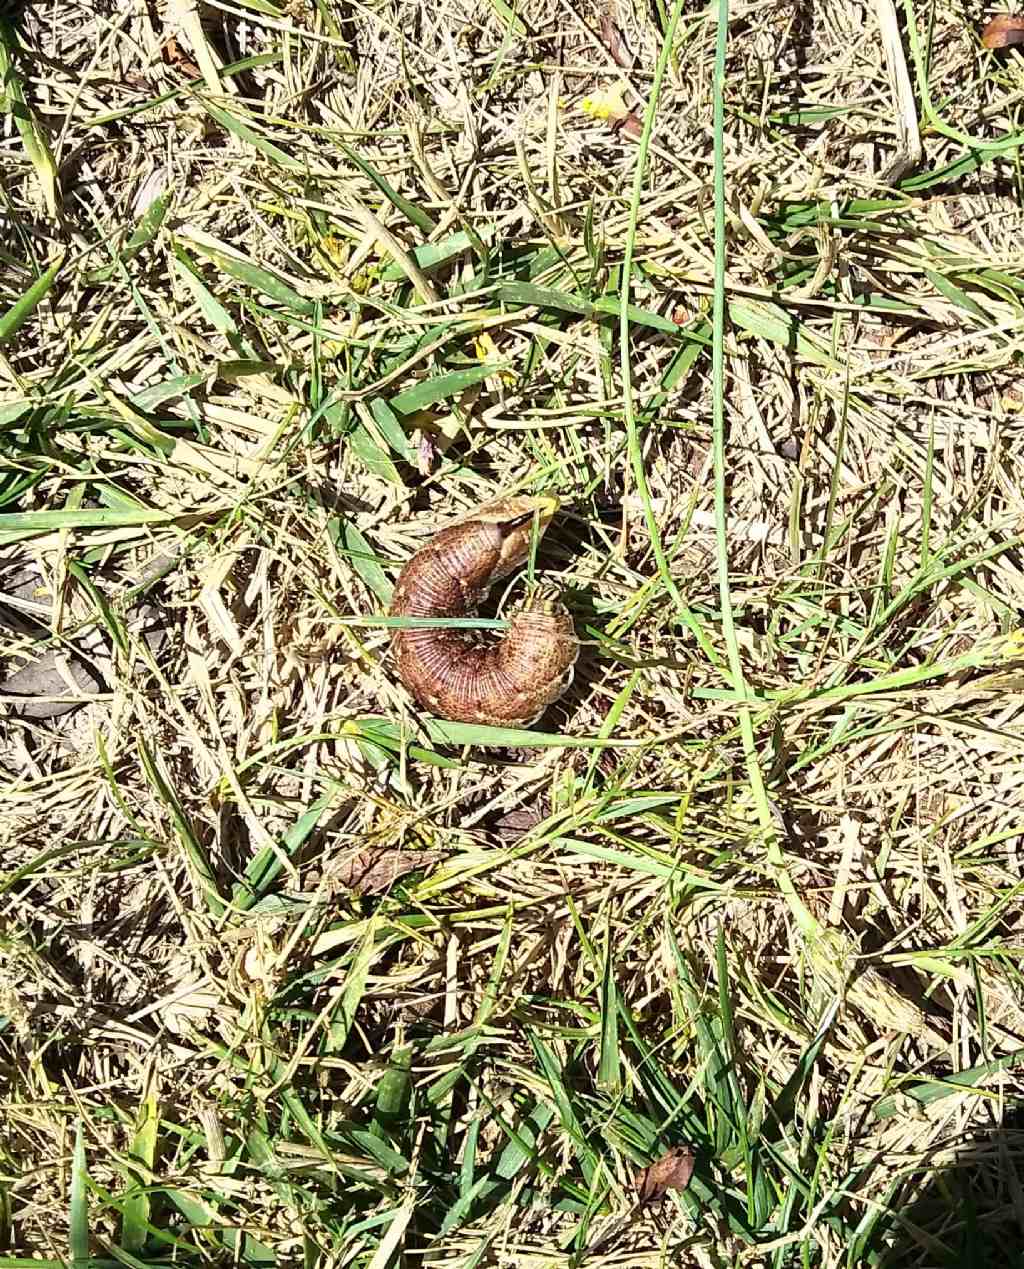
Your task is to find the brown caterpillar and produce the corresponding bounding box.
[388,495,577,727]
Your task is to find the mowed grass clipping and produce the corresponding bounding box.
[3,0,1024,1267]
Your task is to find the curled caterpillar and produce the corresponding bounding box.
[389,495,577,727]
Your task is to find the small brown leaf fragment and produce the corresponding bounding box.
[981,13,1024,46]
[490,797,548,841]
[599,14,634,68]
[635,1146,695,1206]
[162,36,202,79]
[336,848,443,896]
[611,112,643,139]
[580,1145,696,1260]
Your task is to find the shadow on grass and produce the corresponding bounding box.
[873,1116,1024,1267]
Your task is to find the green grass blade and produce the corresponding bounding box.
[171,249,238,336]
[87,193,171,283]
[497,281,681,333]
[232,795,330,910]
[0,256,62,346]
[347,420,405,485]
[137,740,224,916]
[0,18,59,216]
[874,1046,1024,1119]
[528,1031,598,1182]
[69,1121,89,1269]
[617,0,721,671]
[121,1084,158,1252]
[339,142,436,234]
[187,239,316,315]
[199,97,303,168]
[474,907,513,1025]
[480,0,527,36]
[708,0,820,942]
[367,398,418,464]
[422,719,637,749]
[390,363,508,413]
[372,1046,412,1139]
[330,518,393,604]
[380,230,480,281]
[597,929,621,1095]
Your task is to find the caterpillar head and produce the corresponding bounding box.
[461,495,559,580]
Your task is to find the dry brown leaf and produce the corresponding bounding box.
[981,13,1024,46]
[583,1145,697,1258]
[635,1146,696,1205]
[490,795,549,841]
[161,35,202,79]
[599,14,634,68]
[611,112,643,139]
[336,848,443,895]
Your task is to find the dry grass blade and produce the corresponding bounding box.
[0,16,59,218]
[872,0,923,181]
[2,0,1024,1265]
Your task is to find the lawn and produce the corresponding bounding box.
[3,0,1024,1265]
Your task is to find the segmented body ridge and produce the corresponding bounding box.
[389,499,577,727]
